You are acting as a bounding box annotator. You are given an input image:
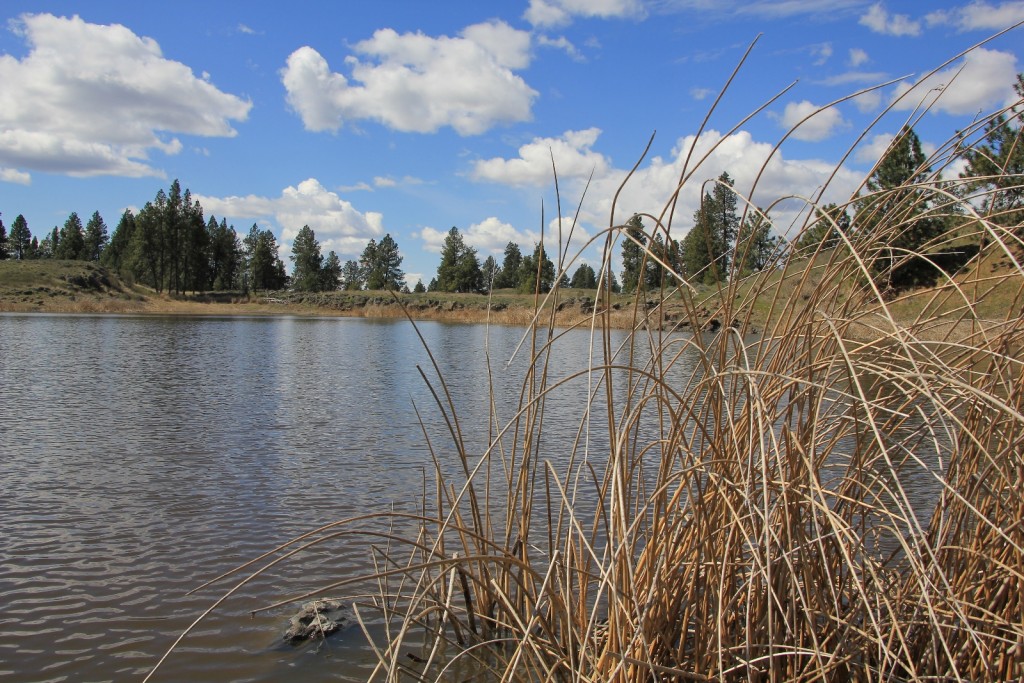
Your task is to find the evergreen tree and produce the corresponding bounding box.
[481,255,500,290]
[181,192,209,293]
[29,237,39,259]
[960,73,1024,234]
[83,211,108,261]
[644,232,668,289]
[9,214,31,260]
[795,203,850,255]
[56,212,86,260]
[435,227,482,293]
[518,242,555,294]
[0,213,7,259]
[570,263,598,289]
[290,225,324,292]
[681,173,739,284]
[102,210,137,277]
[341,259,364,290]
[413,279,426,293]
[736,212,779,274]
[620,214,647,293]
[207,217,242,291]
[857,126,946,287]
[493,241,523,289]
[320,251,342,291]
[366,233,405,290]
[244,224,286,292]
[133,191,170,290]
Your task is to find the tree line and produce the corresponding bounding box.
[3,72,1018,296]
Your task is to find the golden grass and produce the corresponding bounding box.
[147,41,1023,683]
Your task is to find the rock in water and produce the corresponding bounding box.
[283,598,354,644]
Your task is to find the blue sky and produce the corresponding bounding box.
[1,1,1022,286]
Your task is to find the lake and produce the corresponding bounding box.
[0,313,949,682]
[0,313,647,683]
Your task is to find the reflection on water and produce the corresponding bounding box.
[0,314,636,683]
[0,314,950,682]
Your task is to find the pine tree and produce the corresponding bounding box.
[518,242,555,294]
[244,224,286,292]
[858,126,946,287]
[102,210,137,277]
[56,212,86,260]
[570,263,598,289]
[481,255,500,290]
[681,173,739,284]
[290,225,323,292]
[413,279,426,293]
[9,214,32,260]
[620,214,647,293]
[369,234,405,290]
[435,227,482,293]
[736,212,779,274]
[493,241,523,289]
[83,211,109,261]
[320,251,342,291]
[0,214,7,260]
[341,259,363,290]
[795,203,850,255]
[960,73,1024,234]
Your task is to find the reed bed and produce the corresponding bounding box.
[148,44,1023,683]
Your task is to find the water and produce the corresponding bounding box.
[0,314,951,682]
[0,314,642,683]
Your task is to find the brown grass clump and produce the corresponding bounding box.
[147,41,1023,682]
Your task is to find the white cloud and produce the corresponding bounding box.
[859,3,922,36]
[811,42,833,66]
[524,0,644,27]
[855,133,895,164]
[848,48,870,67]
[690,87,715,101]
[891,47,1019,115]
[1,167,31,184]
[773,100,848,141]
[281,21,537,136]
[853,90,883,112]
[926,1,1024,31]
[418,217,538,255]
[196,178,384,257]
[537,35,584,61]
[471,128,610,186]
[579,130,864,243]
[0,13,251,178]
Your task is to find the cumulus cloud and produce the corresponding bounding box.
[281,20,537,136]
[891,47,1019,115]
[773,100,848,141]
[471,128,610,186]
[537,35,584,61]
[926,1,1024,31]
[524,0,644,27]
[0,13,251,178]
[1,167,31,184]
[859,3,922,36]
[848,48,870,67]
[578,130,864,243]
[855,133,896,164]
[196,178,384,257]
[419,216,541,255]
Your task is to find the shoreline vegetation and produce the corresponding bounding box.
[1,248,1019,340]
[14,38,1018,683]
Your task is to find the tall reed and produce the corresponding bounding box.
[148,41,1023,683]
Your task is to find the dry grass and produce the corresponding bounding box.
[147,42,1023,683]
